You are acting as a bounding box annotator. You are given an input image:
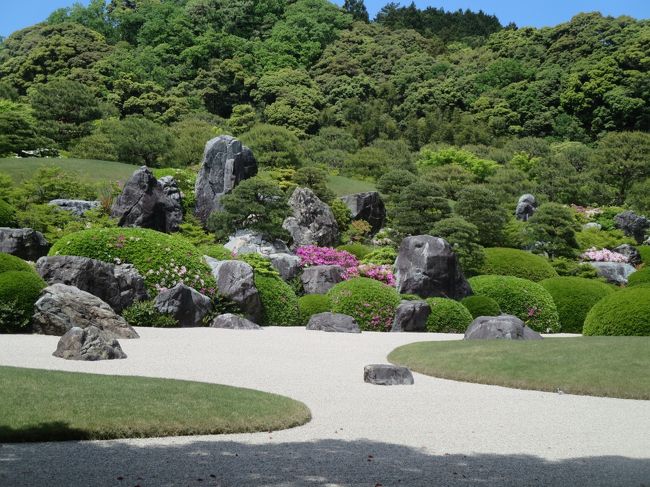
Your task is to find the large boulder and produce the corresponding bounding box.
[53,326,127,361]
[36,256,148,313]
[0,227,49,260]
[364,364,414,385]
[306,312,360,333]
[154,283,212,328]
[391,300,431,332]
[111,167,183,233]
[340,191,386,234]
[464,315,543,340]
[194,135,258,224]
[515,194,537,221]
[614,211,650,244]
[223,230,290,256]
[269,253,302,281]
[204,258,262,322]
[613,244,642,267]
[48,199,100,217]
[588,262,636,285]
[210,313,261,330]
[301,265,345,295]
[283,187,339,248]
[395,235,472,299]
[32,284,139,338]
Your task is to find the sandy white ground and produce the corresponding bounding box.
[0,327,648,486]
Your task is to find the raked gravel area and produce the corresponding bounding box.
[1,327,649,487]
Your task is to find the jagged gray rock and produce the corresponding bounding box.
[391,300,431,332]
[48,199,100,216]
[614,211,650,244]
[204,258,262,322]
[340,191,386,234]
[301,265,345,295]
[210,314,261,330]
[464,315,543,340]
[364,364,414,385]
[306,312,360,333]
[589,262,636,285]
[283,187,339,248]
[613,244,642,266]
[53,326,127,361]
[0,227,49,261]
[154,283,212,328]
[515,194,537,222]
[36,256,148,313]
[223,231,290,256]
[32,284,139,338]
[269,253,302,281]
[194,135,258,224]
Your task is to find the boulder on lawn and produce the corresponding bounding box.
[301,265,345,295]
[48,199,100,217]
[283,187,339,248]
[194,135,258,224]
[224,230,290,256]
[391,300,431,332]
[614,211,650,244]
[53,326,127,361]
[306,312,360,333]
[0,227,49,261]
[36,256,148,313]
[32,284,139,338]
[515,194,537,221]
[588,261,636,285]
[613,244,642,267]
[204,258,262,322]
[464,315,542,340]
[210,314,261,330]
[154,283,212,328]
[395,235,472,299]
[340,191,386,234]
[364,364,414,385]
[269,253,302,281]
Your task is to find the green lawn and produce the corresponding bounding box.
[388,337,650,400]
[327,175,376,196]
[0,366,311,442]
[0,157,138,183]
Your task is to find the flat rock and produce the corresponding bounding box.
[391,300,431,332]
[224,230,290,256]
[301,265,345,295]
[464,315,542,340]
[340,191,386,234]
[589,262,636,285]
[48,199,100,216]
[53,326,127,361]
[306,312,360,333]
[154,283,212,328]
[0,227,50,261]
[205,258,262,322]
[364,364,414,385]
[283,187,339,248]
[210,313,261,330]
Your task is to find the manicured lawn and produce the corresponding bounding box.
[327,175,376,196]
[388,337,650,400]
[0,366,311,442]
[0,157,138,183]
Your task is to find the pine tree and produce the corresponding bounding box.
[343,0,369,22]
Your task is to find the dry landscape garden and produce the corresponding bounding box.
[0,0,649,485]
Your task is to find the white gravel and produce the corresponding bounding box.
[1,327,649,487]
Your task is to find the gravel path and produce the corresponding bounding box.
[1,327,649,487]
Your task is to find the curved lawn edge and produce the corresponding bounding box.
[0,366,311,442]
[387,337,650,400]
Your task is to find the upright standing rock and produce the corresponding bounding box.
[204,258,262,322]
[154,283,212,328]
[340,192,386,234]
[515,194,537,221]
[0,227,50,260]
[395,235,472,299]
[614,211,650,244]
[194,135,258,224]
[391,300,431,332]
[301,265,345,294]
[282,187,339,248]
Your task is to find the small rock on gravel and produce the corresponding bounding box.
[306,312,360,333]
[53,326,127,361]
[210,314,262,330]
[364,364,414,385]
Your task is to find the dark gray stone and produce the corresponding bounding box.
[210,313,261,330]
[204,258,262,322]
[36,256,148,313]
[194,135,258,224]
[306,312,360,333]
[48,199,100,216]
[515,194,537,221]
[395,235,472,299]
[464,315,542,340]
[391,300,431,332]
[32,284,139,338]
[589,262,636,285]
[154,283,212,328]
[364,364,414,385]
[614,211,650,244]
[301,265,345,295]
[0,227,50,261]
[613,244,642,266]
[53,326,127,361]
[340,191,386,234]
[111,167,183,233]
[283,187,339,248]
[223,231,290,256]
[269,253,301,281]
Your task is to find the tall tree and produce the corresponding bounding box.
[343,0,369,23]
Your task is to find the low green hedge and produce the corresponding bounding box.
[255,275,300,326]
[0,253,34,275]
[298,294,331,325]
[540,277,615,334]
[468,275,560,333]
[461,295,501,319]
[480,248,558,282]
[336,243,374,259]
[361,247,397,265]
[627,268,650,287]
[426,297,473,333]
[583,286,650,336]
[0,199,17,227]
[0,271,46,333]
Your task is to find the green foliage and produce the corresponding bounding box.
[199,244,233,261]
[637,246,650,265]
[240,124,303,169]
[0,271,46,333]
[238,254,280,279]
[549,257,599,279]
[455,185,508,247]
[377,169,416,205]
[416,147,499,181]
[583,287,650,336]
[330,198,352,233]
[480,248,558,282]
[0,100,46,156]
[0,254,33,275]
[0,199,17,227]
[254,274,300,326]
[327,277,400,332]
[121,300,178,328]
[528,203,579,258]
[361,247,397,266]
[9,166,97,207]
[229,105,258,136]
[461,295,501,319]
[298,294,331,325]
[336,243,373,260]
[468,275,560,333]
[626,178,650,215]
[425,297,473,333]
[575,227,635,252]
[392,182,451,236]
[540,277,615,334]
[627,268,650,287]
[163,119,217,167]
[343,219,372,243]
[421,164,476,200]
[293,166,335,203]
[431,217,485,276]
[15,203,76,243]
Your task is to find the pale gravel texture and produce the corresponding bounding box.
[1,327,649,487]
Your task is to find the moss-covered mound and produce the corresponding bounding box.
[637,246,650,265]
[460,295,501,319]
[425,297,473,333]
[480,248,558,282]
[298,294,331,325]
[0,199,17,227]
[0,253,34,275]
[0,270,46,333]
[583,286,650,336]
[627,268,650,287]
[255,275,300,326]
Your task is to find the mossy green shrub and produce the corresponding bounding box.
[583,286,650,336]
[0,199,17,227]
[0,271,46,333]
[628,268,650,287]
[238,253,280,278]
[468,275,560,333]
[0,253,34,274]
[121,300,178,328]
[480,247,558,281]
[199,244,234,261]
[539,277,615,334]
[461,295,501,319]
[337,243,373,259]
[254,275,300,326]
[49,228,215,295]
[400,294,420,301]
[425,297,473,333]
[361,247,397,265]
[298,294,331,324]
[636,246,650,264]
[328,277,400,332]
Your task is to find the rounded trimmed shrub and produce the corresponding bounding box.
[540,277,615,333]
[49,228,215,295]
[0,199,17,227]
[337,243,374,259]
[327,277,400,332]
[628,268,650,287]
[461,295,501,319]
[0,253,34,275]
[583,286,650,336]
[255,275,300,326]
[480,248,558,281]
[425,297,473,333]
[361,247,397,265]
[0,271,46,333]
[468,275,560,333]
[298,294,331,325]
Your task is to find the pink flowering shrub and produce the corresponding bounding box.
[357,264,396,286]
[581,247,628,263]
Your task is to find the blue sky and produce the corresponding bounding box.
[1,0,649,38]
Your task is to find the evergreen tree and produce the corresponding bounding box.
[343,0,369,23]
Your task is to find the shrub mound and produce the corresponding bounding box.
[328,277,400,332]
[121,301,178,328]
[298,294,331,325]
[0,199,17,227]
[637,246,650,264]
[0,253,34,275]
[0,271,46,333]
[460,295,501,319]
[255,275,300,326]
[540,277,615,333]
[361,247,397,265]
[583,286,650,336]
[49,228,215,295]
[425,297,473,333]
[480,248,558,282]
[627,268,650,287]
[336,243,373,259]
[468,275,560,333]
